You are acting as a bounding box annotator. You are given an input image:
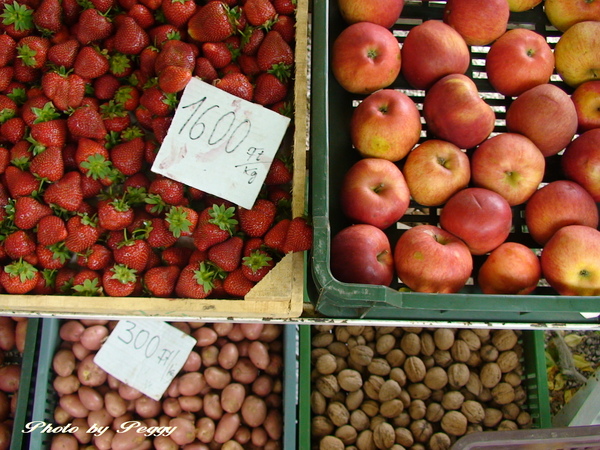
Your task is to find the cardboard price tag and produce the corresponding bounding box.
[94,320,196,401]
[152,77,291,209]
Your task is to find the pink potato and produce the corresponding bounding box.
[251,426,269,447]
[217,342,239,370]
[213,412,241,444]
[241,395,267,427]
[79,324,109,351]
[258,324,283,343]
[78,385,104,411]
[182,351,202,372]
[53,375,80,396]
[117,383,143,400]
[88,407,113,428]
[239,323,264,341]
[231,358,259,384]
[200,346,219,367]
[77,354,107,387]
[263,408,283,440]
[248,341,270,370]
[72,417,93,445]
[220,383,246,413]
[71,342,92,361]
[110,423,147,450]
[0,422,10,450]
[252,374,274,397]
[162,397,182,417]
[0,391,9,422]
[105,391,128,418]
[226,324,245,342]
[52,348,77,377]
[0,317,16,351]
[178,395,203,413]
[153,436,179,450]
[59,320,85,342]
[202,392,223,420]
[50,434,79,450]
[0,365,20,393]
[193,327,218,347]
[204,366,231,390]
[178,372,206,396]
[196,417,216,443]
[169,417,197,446]
[59,393,90,418]
[93,428,116,450]
[135,395,162,418]
[213,322,234,336]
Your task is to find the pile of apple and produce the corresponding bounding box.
[329,0,600,296]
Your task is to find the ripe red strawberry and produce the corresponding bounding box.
[165,205,198,238]
[46,39,80,68]
[202,41,232,69]
[158,65,192,93]
[194,57,218,83]
[145,217,178,248]
[32,0,63,34]
[68,106,107,140]
[192,204,239,251]
[102,263,138,296]
[10,139,31,168]
[110,136,144,175]
[175,261,217,298]
[77,243,113,271]
[114,16,150,55]
[4,230,36,259]
[0,34,17,67]
[213,72,253,102]
[257,30,293,72]
[75,138,111,180]
[0,66,15,93]
[75,9,114,45]
[4,166,38,198]
[208,235,243,272]
[162,0,197,29]
[64,213,102,253]
[238,199,276,237]
[16,36,50,69]
[1,1,34,40]
[101,101,131,133]
[265,156,292,185]
[240,27,264,56]
[114,85,141,111]
[139,85,177,117]
[29,146,64,182]
[97,198,134,231]
[42,71,86,112]
[144,265,180,297]
[0,147,9,174]
[272,14,295,43]
[151,115,172,143]
[13,58,40,83]
[253,71,289,106]
[30,118,68,152]
[44,171,84,211]
[95,74,121,100]
[161,246,193,268]
[36,215,68,246]
[148,177,185,206]
[36,243,69,270]
[187,1,238,43]
[73,46,110,80]
[155,39,196,74]
[223,266,255,297]
[244,0,276,27]
[113,238,151,272]
[127,3,155,29]
[273,0,296,15]
[282,216,312,253]
[0,259,39,294]
[264,217,290,253]
[0,116,25,144]
[139,45,159,77]
[31,268,57,295]
[147,23,181,49]
[71,269,103,296]
[242,247,274,282]
[14,196,53,230]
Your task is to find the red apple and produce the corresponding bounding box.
[554,20,600,88]
[330,224,395,286]
[350,89,422,161]
[524,180,599,245]
[337,0,405,28]
[394,224,473,293]
[561,129,600,202]
[331,22,401,95]
[541,225,600,296]
[443,0,510,46]
[340,158,410,230]
[423,74,496,149]
[572,80,600,133]
[508,0,542,12]
[505,83,578,157]
[544,0,600,32]
[477,242,541,295]
[439,187,513,255]
[400,20,470,90]
[486,28,555,97]
[402,139,471,207]
[470,133,545,206]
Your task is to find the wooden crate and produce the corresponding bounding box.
[0,0,309,320]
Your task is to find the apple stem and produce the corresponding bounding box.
[377,250,389,262]
[372,183,385,194]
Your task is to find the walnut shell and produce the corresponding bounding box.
[316,353,338,375]
[338,369,364,392]
[336,425,358,445]
[356,429,375,450]
[433,329,455,351]
[361,400,380,417]
[498,419,518,431]
[364,375,385,400]
[491,330,518,351]
[441,410,468,436]
[328,341,350,358]
[426,402,445,423]
[450,340,471,363]
[378,379,402,402]
[311,391,327,415]
[483,408,503,428]
[313,332,335,348]
[491,382,515,405]
[458,329,482,351]
[313,348,331,363]
[429,432,452,450]
[327,401,350,427]
[379,399,404,418]
[375,334,396,355]
[361,326,375,342]
[424,366,449,391]
[399,389,411,408]
[393,412,411,428]
[386,349,407,368]
[502,402,521,421]
[447,363,470,389]
[433,349,453,368]
[350,345,375,367]
[335,326,351,343]
[368,358,391,377]
[319,435,345,450]
[389,367,407,386]
[473,329,491,343]
[350,409,371,431]
[480,363,502,389]
[336,356,348,373]
[465,351,482,368]
[346,389,365,411]
[400,332,421,356]
[407,383,432,401]
[376,326,397,336]
[316,374,340,398]
[497,350,519,373]
[373,422,395,450]
[394,427,414,447]
[369,414,386,431]
[465,372,483,397]
[420,332,436,356]
[461,400,485,424]
[517,411,532,428]
[404,356,427,383]
[409,399,427,420]
[504,371,523,387]
[347,326,365,336]
[313,415,335,437]
[480,344,499,362]
[410,419,433,443]
[441,390,465,411]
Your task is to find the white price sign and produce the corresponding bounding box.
[94,320,196,401]
[152,77,291,209]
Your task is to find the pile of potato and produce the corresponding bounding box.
[310,325,533,450]
[0,317,29,450]
[49,320,285,449]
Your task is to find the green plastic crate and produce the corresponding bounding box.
[309,0,600,323]
[299,326,553,448]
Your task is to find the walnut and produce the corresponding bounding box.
[328,341,350,358]
[466,424,483,435]
[335,356,348,373]
[404,356,427,383]
[458,329,482,351]
[450,340,471,363]
[393,412,411,428]
[368,358,391,377]
[503,371,522,387]
[350,345,375,367]
[350,409,371,431]
[429,432,452,450]
[336,425,358,445]
[319,435,345,450]
[376,326,397,336]
[389,367,407,386]
[434,328,455,350]
[491,382,515,405]
[346,389,365,411]
[315,325,334,333]
[410,419,433,443]
[497,420,518,431]
[400,332,421,356]
[378,379,402,402]
[433,349,453,368]
[491,330,518,351]
[313,415,335,437]
[327,401,350,427]
[483,408,503,428]
[430,389,444,403]
[361,400,380,417]
[373,422,395,450]
[420,332,436,356]
[316,353,338,375]
[394,427,414,447]
[514,385,527,405]
[364,375,385,400]
[316,374,340,398]
[331,390,346,404]
[335,326,351,343]
[441,410,468,436]
[480,344,499,362]
[361,326,375,342]
[375,334,396,355]
[480,363,502,389]
[501,402,520,420]
[447,363,470,389]
[465,350,482,368]
[311,391,327,415]
[406,383,432,401]
[313,332,334,348]
[497,351,519,373]
[461,400,485,424]
[347,326,365,336]
[369,415,386,431]
[424,366,448,390]
[356,429,375,450]
[517,411,532,428]
[465,372,483,397]
[386,349,406,368]
[441,390,465,411]
[399,389,411,408]
[426,402,445,422]
[473,329,491,343]
[478,388,492,403]
[313,348,331,364]
[409,399,427,420]
[338,369,363,392]
[379,399,404,418]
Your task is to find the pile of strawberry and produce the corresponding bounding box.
[0,0,312,299]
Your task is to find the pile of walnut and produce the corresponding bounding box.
[310,326,532,450]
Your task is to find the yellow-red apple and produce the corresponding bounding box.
[403,139,471,207]
[524,180,599,245]
[505,83,578,157]
[561,128,600,201]
[350,89,421,161]
[572,80,600,132]
[340,158,410,230]
[330,224,395,286]
[401,20,470,90]
[486,28,555,97]
[477,242,541,295]
[337,0,405,29]
[508,0,542,12]
[443,0,510,46]
[554,20,600,88]
[331,22,401,94]
[541,225,600,296]
[544,0,600,32]
[470,133,545,206]
[394,224,473,293]
[439,187,513,255]
[423,74,495,149]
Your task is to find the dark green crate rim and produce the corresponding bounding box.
[308,0,600,323]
